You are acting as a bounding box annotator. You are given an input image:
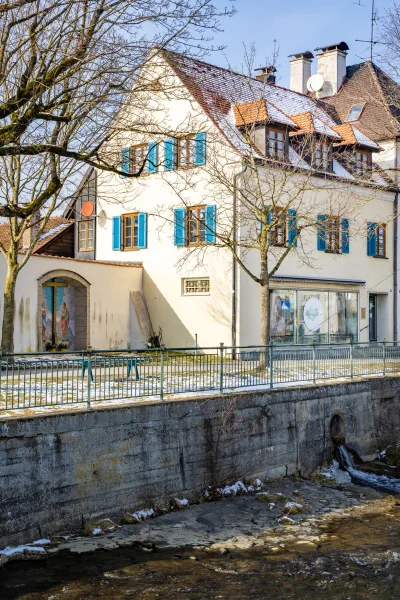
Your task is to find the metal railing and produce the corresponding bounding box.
[0,341,399,413]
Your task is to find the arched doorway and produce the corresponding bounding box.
[38,270,90,351]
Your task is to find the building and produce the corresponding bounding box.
[72,43,396,348]
[0,216,146,352]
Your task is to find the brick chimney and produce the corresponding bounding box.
[289,51,314,95]
[315,41,349,98]
[255,66,277,85]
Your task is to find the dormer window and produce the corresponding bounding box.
[314,140,331,170]
[345,104,364,123]
[354,150,371,176]
[267,128,286,160]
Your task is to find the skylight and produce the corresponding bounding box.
[345,104,364,122]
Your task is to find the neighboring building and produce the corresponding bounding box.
[0,216,146,352]
[70,44,397,348]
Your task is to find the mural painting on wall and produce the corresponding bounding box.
[42,279,75,350]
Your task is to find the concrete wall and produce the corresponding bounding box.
[1,376,400,547]
[0,254,146,352]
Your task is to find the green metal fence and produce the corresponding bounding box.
[0,341,399,412]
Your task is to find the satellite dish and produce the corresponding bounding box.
[307,73,324,93]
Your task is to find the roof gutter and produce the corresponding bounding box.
[232,163,248,352]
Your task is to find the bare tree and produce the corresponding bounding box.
[0,0,232,352]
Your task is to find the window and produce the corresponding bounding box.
[376,224,386,257]
[188,205,207,245]
[326,216,340,253]
[78,221,94,252]
[130,144,148,176]
[270,208,287,246]
[267,128,286,160]
[314,141,331,170]
[183,277,210,295]
[176,135,196,168]
[123,213,139,249]
[354,150,371,177]
[345,104,364,122]
[317,215,350,254]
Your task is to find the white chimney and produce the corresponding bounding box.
[289,51,314,95]
[315,42,349,98]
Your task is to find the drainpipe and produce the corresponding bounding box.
[394,142,399,344]
[394,190,398,344]
[232,163,248,353]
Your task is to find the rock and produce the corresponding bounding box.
[189,556,199,561]
[82,518,119,536]
[256,492,277,503]
[278,516,296,526]
[0,554,9,564]
[219,547,229,554]
[292,540,318,551]
[283,502,304,515]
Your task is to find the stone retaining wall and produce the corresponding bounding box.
[1,377,400,547]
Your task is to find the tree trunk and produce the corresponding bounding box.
[260,282,271,347]
[1,262,18,354]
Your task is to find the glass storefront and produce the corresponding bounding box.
[270,289,358,344]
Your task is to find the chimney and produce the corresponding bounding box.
[22,212,42,249]
[289,51,314,94]
[315,41,349,98]
[255,66,277,85]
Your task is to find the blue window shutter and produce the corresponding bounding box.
[112,216,121,250]
[137,213,148,249]
[367,222,377,256]
[147,142,158,174]
[194,132,206,165]
[341,218,350,254]
[317,214,327,251]
[259,204,270,233]
[288,209,298,247]
[174,208,186,246]
[205,204,216,243]
[164,138,176,171]
[120,147,130,178]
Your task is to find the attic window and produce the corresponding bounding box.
[345,104,364,122]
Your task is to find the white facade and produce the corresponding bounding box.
[92,52,396,348]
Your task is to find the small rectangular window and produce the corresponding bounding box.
[354,150,371,176]
[267,128,286,160]
[182,278,210,295]
[176,135,196,168]
[326,216,340,254]
[314,141,331,170]
[270,208,287,247]
[78,220,94,251]
[345,104,364,122]
[122,213,139,250]
[376,224,386,257]
[130,144,148,176]
[187,205,207,245]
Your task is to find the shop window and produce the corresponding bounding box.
[270,290,296,343]
[78,221,94,252]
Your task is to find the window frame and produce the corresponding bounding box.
[266,127,286,161]
[314,140,332,171]
[176,135,196,169]
[130,144,148,176]
[182,277,210,296]
[376,223,386,258]
[187,204,207,246]
[345,103,365,123]
[122,212,139,250]
[354,149,371,177]
[270,208,287,247]
[326,216,341,254]
[78,220,94,252]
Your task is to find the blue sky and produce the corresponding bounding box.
[208,0,395,86]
